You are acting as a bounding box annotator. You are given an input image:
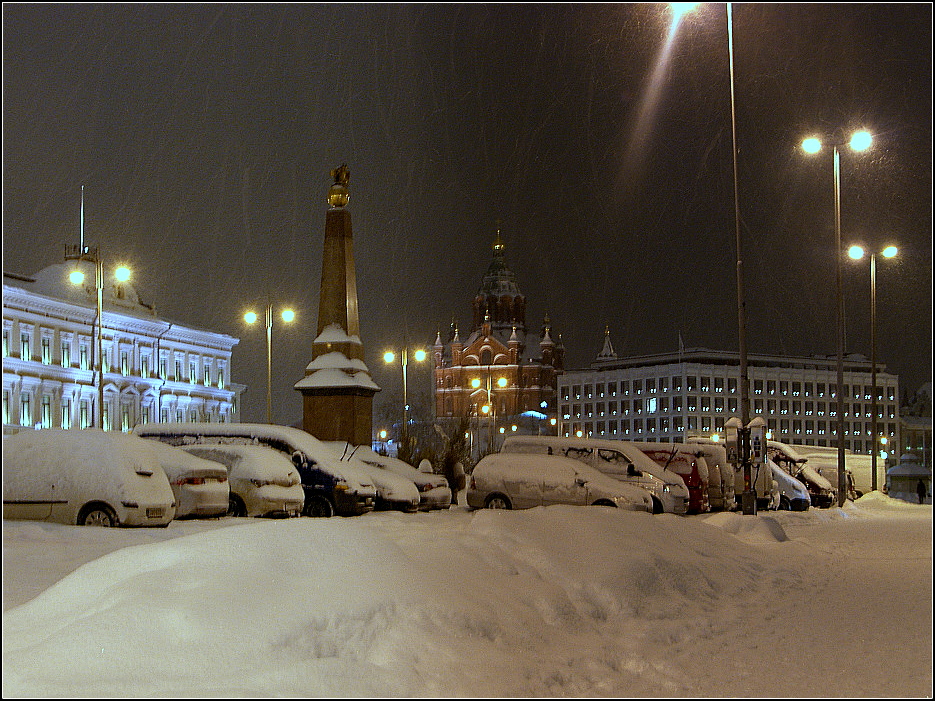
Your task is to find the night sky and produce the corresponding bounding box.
[3,3,932,427]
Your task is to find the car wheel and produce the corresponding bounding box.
[591,499,618,508]
[227,494,248,518]
[651,496,663,515]
[779,496,791,511]
[78,503,117,527]
[303,495,334,518]
[484,494,512,509]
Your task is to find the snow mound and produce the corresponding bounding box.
[699,511,790,543]
[2,506,778,697]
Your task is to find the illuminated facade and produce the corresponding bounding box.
[433,232,563,454]
[3,259,242,434]
[557,330,902,461]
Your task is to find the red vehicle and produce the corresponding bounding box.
[625,442,710,514]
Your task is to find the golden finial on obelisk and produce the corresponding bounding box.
[328,164,350,208]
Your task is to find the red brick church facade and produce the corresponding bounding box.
[433,232,563,442]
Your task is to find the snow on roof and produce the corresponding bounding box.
[294,368,380,391]
[314,323,362,345]
[304,351,370,373]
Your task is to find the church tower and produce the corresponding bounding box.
[434,228,562,456]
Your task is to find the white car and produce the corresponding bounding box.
[467,452,654,512]
[2,428,175,527]
[180,444,305,518]
[328,443,452,510]
[133,423,377,517]
[145,441,230,519]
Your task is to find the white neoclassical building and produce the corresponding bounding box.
[3,252,243,434]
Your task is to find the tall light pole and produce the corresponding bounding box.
[848,243,898,492]
[67,245,131,430]
[383,346,427,444]
[802,129,873,506]
[244,303,295,424]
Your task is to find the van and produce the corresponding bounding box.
[790,444,863,498]
[684,438,736,511]
[770,459,811,511]
[767,440,837,508]
[134,423,376,517]
[499,435,689,514]
[625,441,710,514]
[467,452,654,512]
[3,428,175,527]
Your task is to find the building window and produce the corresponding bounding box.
[2,390,9,424]
[766,380,775,395]
[608,382,617,397]
[189,361,197,383]
[20,394,31,426]
[121,351,130,375]
[61,399,72,429]
[62,341,71,367]
[141,355,150,378]
[102,405,110,431]
[21,332,31,360]
[160,357,168,379]
[700,377,711,392]
[41,395,52,428]
[204,366,211,386]
[122,407,131,432]
[41,338,51,364]
[2,329,9,356]
[792,382,801,397]
[80,344,89,370]
[80,401,90,429]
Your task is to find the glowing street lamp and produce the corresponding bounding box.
[383,346,427,441]
[244,303,296,424]
[848,243,898,492]
[67,246,130,429]
[802,129,874,506]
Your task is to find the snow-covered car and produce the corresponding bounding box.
[684,438,736,511]
[624,442,711,514]
[467,452,654,512]
[328,443,452,510]
[768,440,837,508]
[327,442,420,512]
[133,423,376,517]
[145,441,229,519]
[180,444,305,518]
[500,435,689,514]
[770,460,811,511]
[2,428,175,527]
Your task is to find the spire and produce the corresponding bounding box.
[598,325,617,359]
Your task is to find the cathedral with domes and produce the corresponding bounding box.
[433,230,563,449]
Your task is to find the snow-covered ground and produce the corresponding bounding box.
[2,493,931,697]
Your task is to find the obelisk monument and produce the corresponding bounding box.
[295,164,379,445]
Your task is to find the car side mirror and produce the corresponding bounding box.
[575,477,587,487]
[627,464,642,477]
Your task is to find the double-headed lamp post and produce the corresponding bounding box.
[848,243,898,492]
[68,247,131,429]
[244,304,295,424]
[383,347,427,442]
[802,129,873,506]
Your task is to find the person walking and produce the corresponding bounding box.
[916,479,927,504]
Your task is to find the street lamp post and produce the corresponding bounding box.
[383,346,427,445]
[67,245,131,429]
[244,303,295,424]
[848,244,898,492]
[802,130,873,507]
